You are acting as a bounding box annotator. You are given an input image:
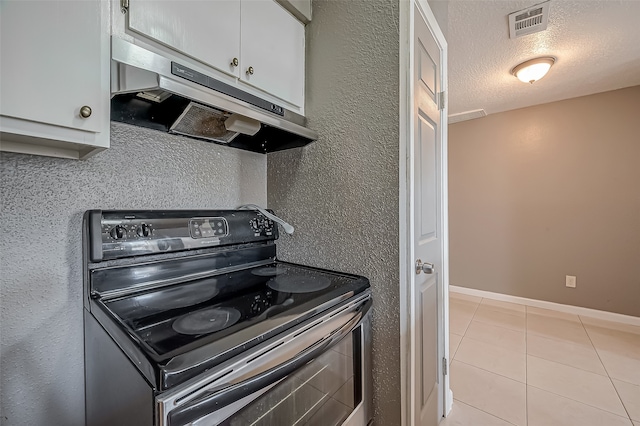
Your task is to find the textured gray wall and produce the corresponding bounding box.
[449,86,640,316]
[0,123,266,425]
[267,0,401,424]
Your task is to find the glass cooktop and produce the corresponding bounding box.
[103,262,369,359]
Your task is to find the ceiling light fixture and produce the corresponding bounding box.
[511,57,556,84]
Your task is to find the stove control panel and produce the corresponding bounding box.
[86,209,281,261]
[189,218,228,239]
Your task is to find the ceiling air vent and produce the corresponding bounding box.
[509,1,550,39]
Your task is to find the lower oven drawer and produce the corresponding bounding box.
[157,295,372,426]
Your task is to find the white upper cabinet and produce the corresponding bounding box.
[119,0,306,109]
[128,1,242,78]
[0,0,110,159]
[241,0,305,107]
[275,0,312,23]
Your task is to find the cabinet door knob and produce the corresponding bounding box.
[79,105,92,118]
[246,66,254,75]
[231,57,239,67]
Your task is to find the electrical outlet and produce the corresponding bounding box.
[566,275,577,288]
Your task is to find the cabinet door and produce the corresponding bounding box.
[241,0,305,107]
[0,0,105,134]
[128,0,241,78]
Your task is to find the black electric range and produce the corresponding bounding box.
[83,209,371,394]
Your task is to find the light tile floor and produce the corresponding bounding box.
[443,292,640,426]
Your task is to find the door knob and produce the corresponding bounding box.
[231,57,239,67]
[246,66,254,75]
[415,259,434,275]
[79,105,92,118]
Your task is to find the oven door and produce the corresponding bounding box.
[157,294,372,426]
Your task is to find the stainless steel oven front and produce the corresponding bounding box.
[156,294,373,426]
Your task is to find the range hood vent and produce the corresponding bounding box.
[508,1,551,39]
[110,38,317,154]
[169,103,239,144]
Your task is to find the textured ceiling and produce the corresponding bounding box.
[446,0,640,116]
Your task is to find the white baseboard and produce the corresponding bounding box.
[449,285,640,327]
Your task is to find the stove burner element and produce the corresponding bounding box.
[251,266,288,277]
[172,307,241,335]
[267,274,332,294]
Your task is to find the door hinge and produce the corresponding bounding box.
[443,357,448,375]
[438,91,446,111]
[120,0,129,14]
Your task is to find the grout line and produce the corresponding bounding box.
[525,309,609,377]
[471,316,525,334]
[482,309,528,320]
[451,334,461,359]
[451,398,519,426]
[453,358,526,384]
[524,352,609,377]
[525,382,633,420]
[579,315,633,421]
[525,330,593,349]
[460,333,526,354]
[525,309,595,348]
[459,299,482,337]
[526,353,611,377]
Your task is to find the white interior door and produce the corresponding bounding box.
[412,3,446,425]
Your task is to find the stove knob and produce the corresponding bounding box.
[110,225,126,240]
[137,223,151,237]
[250,300,263,314]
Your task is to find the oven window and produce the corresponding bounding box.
[224,331,361,426]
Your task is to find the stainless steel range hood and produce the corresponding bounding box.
[110,38,317,153]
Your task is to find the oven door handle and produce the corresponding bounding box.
[167,298,372,426]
